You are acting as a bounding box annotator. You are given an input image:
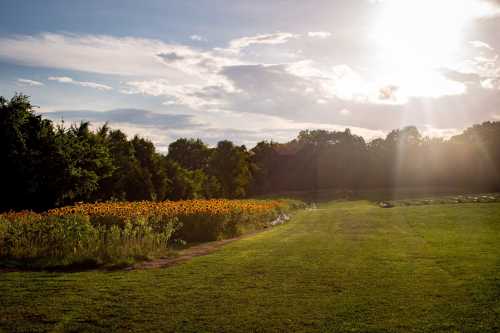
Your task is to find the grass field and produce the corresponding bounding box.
[1,201,499,332]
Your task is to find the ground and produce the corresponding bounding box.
[1,201,499,332]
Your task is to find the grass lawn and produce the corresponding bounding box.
[1,201,499,332]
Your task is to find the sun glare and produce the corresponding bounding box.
[374,0,465,68]
[371,0,495,100]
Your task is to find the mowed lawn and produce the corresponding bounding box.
[1,202,499,332]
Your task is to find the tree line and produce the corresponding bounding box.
[1,94,499,212]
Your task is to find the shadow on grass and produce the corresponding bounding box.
[0,255,151,273]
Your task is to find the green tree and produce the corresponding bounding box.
[163,159,204,200]
[0,94,67,210]
[209,140,252,198]
[57,122,115,204]
[167,138,211,171]
[132,136,169,200]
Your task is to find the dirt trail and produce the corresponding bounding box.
[132,229,269,270]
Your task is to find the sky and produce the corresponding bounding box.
[1,0,500,151]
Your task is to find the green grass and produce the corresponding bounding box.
[1,201,499,332]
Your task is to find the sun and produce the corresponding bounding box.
[370,0,493,100]
[373,0,465,69]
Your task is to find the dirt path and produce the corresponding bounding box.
[132,229,269,270]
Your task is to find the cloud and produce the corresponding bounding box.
[157,52,185,62]
[307,31,332,38]
[481,77,500,90]
[17,78,44,86]
[339,109,351,116]
[469,40,494,50]
[378,85,399,100]
[43,109,197,152]
[1,31,469,109]
[190,35,206,42]
[0,33,231,80]
[122,79,236,110]
[227,32,299,53]
[440,69,482,85]
[212,61,500,133]
[3,29,500,147]
[41,107,385,150]
[450,46,500,90]
[42,108,201,152]
[420,125,463,139]
[0,33,244,108]
[48,76,113,91]
[43,108,196,128]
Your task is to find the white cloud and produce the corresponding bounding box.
[190,34,206,42]
[469,40,494,50]
[307,31,332,39]
[420,125,462,139]
[2,29,500,146]
[17,78,44,86]
[122,79,236,110]
[0,33,232,81]
[286,61,461,104]
[481,77,500,90]
[48,76,113,91]
[1,31,472,109]
[227,32,299,53]
[340,109,351,116]
[454,47,500,90]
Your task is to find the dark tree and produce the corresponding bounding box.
[209,140,252,198]
[167,138,211,171]
[2,93,500,212]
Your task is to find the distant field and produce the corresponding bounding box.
[1,201,499,332]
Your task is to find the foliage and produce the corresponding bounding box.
[0,95,254,211]
[2,93,500,213]
[0,199,304,267]
[0,213,178,268]
[209,140,252,198]
[167,138,211,171]
[250,124,500,194]
[0,94,68,211]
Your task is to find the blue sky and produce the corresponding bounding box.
[1,0,500,150]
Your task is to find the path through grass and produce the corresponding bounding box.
[1,201,499,332]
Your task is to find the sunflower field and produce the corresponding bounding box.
[0,199,304,268]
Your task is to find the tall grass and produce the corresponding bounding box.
[0,213,178,268]
[0,199,305,268]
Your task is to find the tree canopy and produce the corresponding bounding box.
[1,94,500,211]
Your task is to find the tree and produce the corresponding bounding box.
[132,136,169,200]
[167,138,211,171]
[209,141,252,198]
[163,159,204,200]
[58,122,115,204]
[250,141,279,195]
[0,94,67,210]
[2,94,500,211]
